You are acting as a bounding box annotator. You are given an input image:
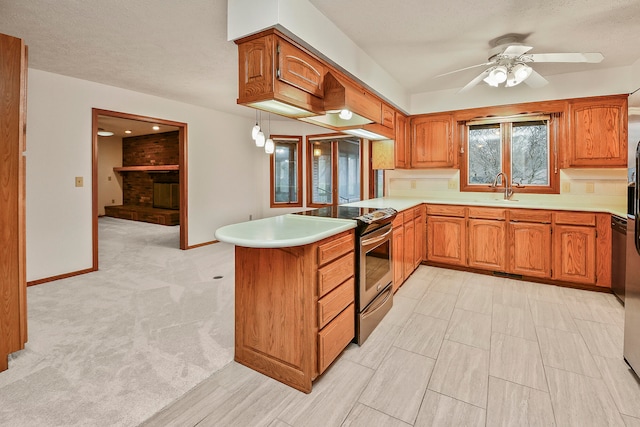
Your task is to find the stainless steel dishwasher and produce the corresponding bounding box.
[612,215,627,303]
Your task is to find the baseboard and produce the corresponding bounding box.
[186,240,219,249]
[27,267,96,287]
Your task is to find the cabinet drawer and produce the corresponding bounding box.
[318,252,355,297]
[318,303,355,373]
[427,204,465,217]
[468,207,506,220]
[509,209,552,224]
[318,278,354,329]
[403,207,415,221]
[392,212,404,228]
[554,211,596,226]
[317,232,354,266]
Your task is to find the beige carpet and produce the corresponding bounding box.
[0,217,236,426]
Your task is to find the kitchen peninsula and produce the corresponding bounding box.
[216,195,625,392]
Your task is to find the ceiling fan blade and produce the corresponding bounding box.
[528,52,604,63]
[434,61,494,78]
[502,45,533,56]
[458,69,491,93]
[524,69,549,88]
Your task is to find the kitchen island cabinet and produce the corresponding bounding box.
[234,229,355,393]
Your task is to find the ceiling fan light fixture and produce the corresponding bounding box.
[483,65,508,87]
[506,63,533,87]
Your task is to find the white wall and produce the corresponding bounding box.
[26,69,262,281]
[97,136,123,215]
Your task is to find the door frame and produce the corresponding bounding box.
[91,108,188,270]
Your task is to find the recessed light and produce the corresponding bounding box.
[124,130,132,134]
[152,125,160,131]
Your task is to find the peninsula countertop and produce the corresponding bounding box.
[214,213,356,248]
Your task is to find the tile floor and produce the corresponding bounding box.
[144,266,640,427]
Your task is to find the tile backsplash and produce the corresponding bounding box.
[385,168,627,208]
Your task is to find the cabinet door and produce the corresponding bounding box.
[553,225,597,284]
[426,216,466,266]
[567,95,628,167]
[392,226,404,292]
[410,113,455,168]
[468,219,506,271]
[508,222,552,278]
[395,112,408,168]
[414,207,425,268]
[403,218,415,280]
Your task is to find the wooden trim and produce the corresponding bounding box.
[270,135,303,208]
[186,240,219,249]
[27,267,96,287]
[460,115,561,195]
[92,109,190,261]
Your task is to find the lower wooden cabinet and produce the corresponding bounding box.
[552,224,597,285]
[427,215,466,266]
[508,222,552,278]
[424,205,611,288]
[234,230,355,393]
[392,205,426,292]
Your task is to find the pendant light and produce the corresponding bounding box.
[251,109,261,140]
[264,113,274,154]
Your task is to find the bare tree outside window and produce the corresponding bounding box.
[468,124,502,185]
[511,121,549,186]
[467,119,550,187]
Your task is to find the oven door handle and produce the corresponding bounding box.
[361,227,392,249]
[362,285,392,317]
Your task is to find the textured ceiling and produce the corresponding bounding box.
[1,0,639,118]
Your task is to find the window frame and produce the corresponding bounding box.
[460,114,560,194]
[269,135,303,208]
[306,133,364,207]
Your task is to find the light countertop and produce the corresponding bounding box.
[216,195,626,249]
[344,196,627,218]
[214,214,355,248]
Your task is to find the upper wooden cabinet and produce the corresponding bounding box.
[410,113,456,168]
[236,31,325,116]
[395,112,408,168]
[381,103,395,129]
[566,95,628,167]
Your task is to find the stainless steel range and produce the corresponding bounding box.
[295,206,397,344]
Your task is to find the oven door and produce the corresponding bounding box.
[359,223,393,309]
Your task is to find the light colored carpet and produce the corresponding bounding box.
[0,217,236,426]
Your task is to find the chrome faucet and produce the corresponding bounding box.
[492,172,514,200]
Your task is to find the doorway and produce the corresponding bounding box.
[91,108,188,270]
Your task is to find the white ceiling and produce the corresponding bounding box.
[1,0,640,118]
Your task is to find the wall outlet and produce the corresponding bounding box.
[447,179,457,190]
[410,180,416,189]
[107,175,112,181]
[561,182,570,193]
[249,214,253,221]
[586,182,595,193]
[75,176,83,187]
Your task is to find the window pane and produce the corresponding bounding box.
[273,141,298,203]
[511,121,549,186]
[311,141,332,204]
[338,138,360,203]
[468,124,502,185]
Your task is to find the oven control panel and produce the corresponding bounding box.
[356,207,397,224]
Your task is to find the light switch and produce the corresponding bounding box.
[75,176,83,187]
[410,180,416,189]
[561,182,570,193]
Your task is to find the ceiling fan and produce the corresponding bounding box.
[438,35,604,92]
